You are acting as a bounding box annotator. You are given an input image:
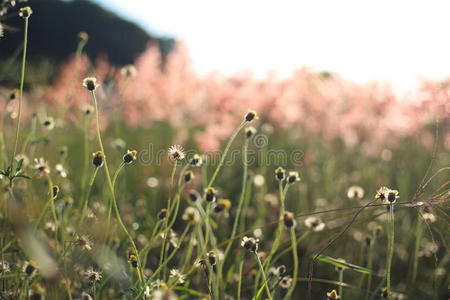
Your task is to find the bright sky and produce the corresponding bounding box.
[94,0,450,91]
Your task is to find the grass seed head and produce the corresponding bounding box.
[241,236,259,252]
[275,167,286,181]
[82,77,99,92]
[244,109,258,122]
[245,126,256,138]
[189,154,203,167]
[92,151,105,168]
[123,149,138,164]
[19,6,32,19]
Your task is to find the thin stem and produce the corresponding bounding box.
[207,121,246,188]
[237,259,244,300]
[10,17,29,168]
[254,252,273,300]
[365,234,376,300]
[45,174,58,241]
[338,269,344,300]
[386,203,395,295]
[284,228,299,300]
[411,216,422,284]
[89,90,144,285]
[79,167,99,226]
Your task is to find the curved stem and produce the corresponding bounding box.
[10,17,29,167]
[79,167,98,226]
[386,203,395,296]
[284,228,299,300]
[89,90,144,285]
[254,252,273,300]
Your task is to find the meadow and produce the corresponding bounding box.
[0,5,449,300]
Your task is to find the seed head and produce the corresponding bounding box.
[78,31,89,42]
[74,235,93,251]
[304,217,325,232]
[19,6,32,19]
[42,117,55,130]
[279,276,292,289]
[52,185,59,199]
[9,89,19,101]
[287,171,300,184]
[244,110,258,122]
[128,254,138,268]
[182,207,200,223]
[168,145,185,161]
[157,208,167,220]
[183,170,194,183]
[84,268,102,282]
[347,185,365,199]
[92,151,105,168]
[82,77,99,92]
[187,189,201,202]
[120,64,137,78]
[327,289,340,300]
[205,187,217,203]
[189,154,203,167]
[22,260,37,277]
[283,211,297,229]
[241,236,259,252]
[207,251,218,265]
[33,158,50,176]
[123,149,137,164]
[275,167,286,181]
[245,126,256,138]
[213,199,232,213]
[375,187,399,204]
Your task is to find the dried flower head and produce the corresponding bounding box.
[213,199,232,213]
[244,110,258,122]
[422,212,436,223]
[327,289,340,300]
[55,164,67,178]
[182,207,200,223]
[123,149,137,164]
[84,268,102,282]
[279,276,292,289]
[189,154,203,167]
[120,64,137,77]
[275,167,286,181]
[183,170,194,183]
[157,208,167,220]
[283,211,297,229]
[347,185,365,199]
[92,151,105,168]
[52,185,59,199]
[207,251,218,265]
[78,31,89,42]
[33,158,50,176]
[245,126,256,138]
[375,187,399,204]
[82,77,99,92]
[19,6,32,18]
[168,145,185,161]
[205,187,217,203]
[42,117,55,130]
[74,235,93,251]
[187,189,201,202]
[169,269,186,284]
[287,171,300,184]
[304,217,325,232]
[241,236,259,252]
[128,254,138,268]
[22,260,37,277]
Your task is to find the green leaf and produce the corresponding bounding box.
[313,254,373,274]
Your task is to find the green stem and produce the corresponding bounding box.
[284,228,299,300]
[411,216,422,284]
[386,204,395,296]
[237,259,244,300]
[254,252,273,300]
[338,269,344,300]
[89,90,144,286]
[10,17,29,168]
[365,234,376,300]
[45,174,58,241]
[79,167,98,226]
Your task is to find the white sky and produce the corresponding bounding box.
[94,0,450,92]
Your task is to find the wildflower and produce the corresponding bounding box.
[304,217,325,232]
[347,185,365,199]
[120,64,137,77]
[111,138,126,151]
[253,174,265,186]
[146,177,159,188]
[187,189,201,202]
[422,212,436,223]
[327,289,340,300]
[207,251,218,265]
[205,187,217,202]
[183,170,194,183]
[84,268,102,282]
[9,89,19,101]
[375,187,399,204]
[74,235,93,251]
[52,185,59,199]
[244,110,258,122]
[189,154,203,167]
[42,117,55,130]
[55,164,67,178]
[287,171,300,184]
[241,236,259,252]
[168,145,185,161]
[169,269,186,284]
[283,211,297,229]
[213,199,231,213]
[19,6,32,18]
[123,149,137,164]
[33,158,50,176]
[157,208,167,220]
[279,276,292,289]
[82,77,99,92]
[275,167,286,181]
[45,221,55,232]
[0,261,10,274]
[182,207,200,223]
[22,260,37,277]
[78,31,89,42]
[81,104,94,116]
[245,126,256,138]
[92,151,105,168]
